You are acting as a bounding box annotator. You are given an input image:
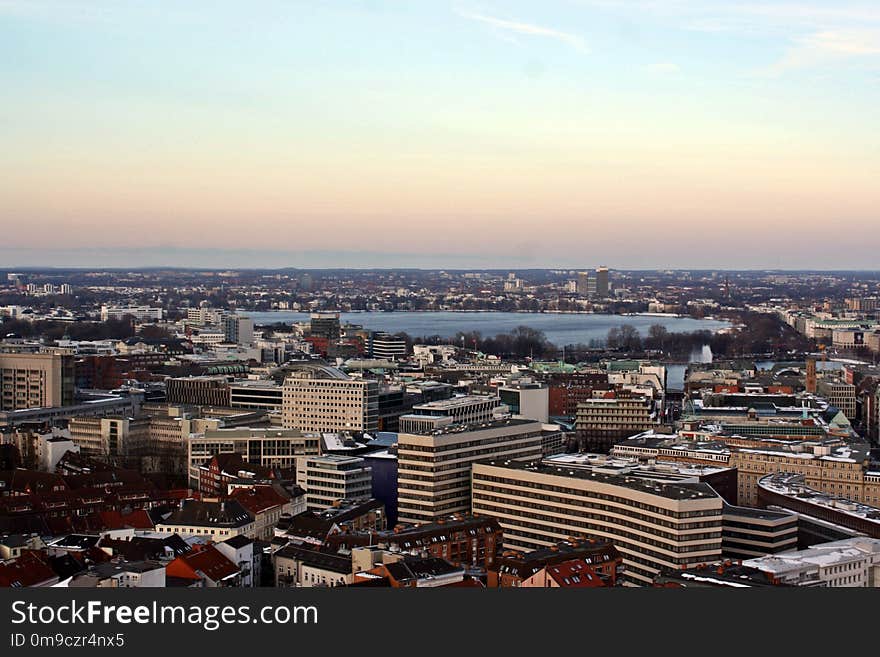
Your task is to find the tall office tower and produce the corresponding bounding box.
[396,418,544,525]
[224,314,254,345]
[60,284,73,296]
[0,351,75,411]
[281,363,378,433]
[595,266,609,297]
[310,312,341,340]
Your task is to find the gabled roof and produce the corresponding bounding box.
[544,559,605,588]
[160,500,252,529]
[384,557,462,584]
[0,469,67,495]
[167,546,239,583]
[229,485,290,515]
[0,550,57,587]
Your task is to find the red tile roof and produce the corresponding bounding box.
[229,485,289,515]
[166,546,238,583]
[546,559,605,588]
[0,550,58,587]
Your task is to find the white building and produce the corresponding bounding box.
[100,305,163,323]
[301,454,372,511]
[409,394,501,426]
[743,538,880,587]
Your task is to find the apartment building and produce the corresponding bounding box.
[471,459,723,585]
[155,499,256,540]
[396,418,544,525]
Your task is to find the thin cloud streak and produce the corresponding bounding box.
[456,9,589,52]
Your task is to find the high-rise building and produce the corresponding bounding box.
[498,382,549,423]
[576,271,593,297]
[595,266,609,297]
[281,363,378,434]
[224,315,254,345]
[0,351,75,411]
[396,418,544,525]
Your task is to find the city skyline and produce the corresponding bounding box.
[3,1,880,268]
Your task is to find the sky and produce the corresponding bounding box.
[1,1,879,269]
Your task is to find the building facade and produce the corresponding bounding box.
[471,459,723,585]
[396,419,544,525]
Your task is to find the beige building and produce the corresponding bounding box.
[396,418,544,525]
[281,365,378,434]
[817,380,857,421]
[68,416,148,460]
[0,351,75,411]
[612,433,880,508]
[471,459,723,585]
[188,427,320,487]
[576,396,652,452]
[730,445,880,507]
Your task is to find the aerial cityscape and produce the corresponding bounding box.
[3,1,880,595]
[2,266,880,588]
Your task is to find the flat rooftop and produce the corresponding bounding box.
[412,395,499,411]
[744,538,880,574]
[414,417,540,437]
[758,472,880,526]
[544,453,731,478]
[477,459,721,502]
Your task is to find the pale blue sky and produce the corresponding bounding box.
[1,1,879,268]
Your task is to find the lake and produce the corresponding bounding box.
[243,310,730,348]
